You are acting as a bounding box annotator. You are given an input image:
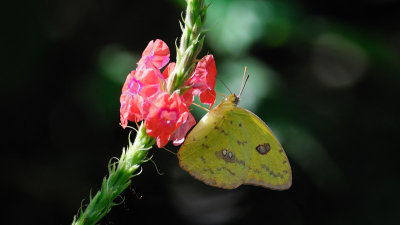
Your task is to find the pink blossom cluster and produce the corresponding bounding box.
[120,39,217,148]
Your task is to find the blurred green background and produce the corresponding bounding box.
[2,0,400,224]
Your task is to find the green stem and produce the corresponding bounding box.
[72,124,155,225]
[71,0,207,224]
[167,0,206,93]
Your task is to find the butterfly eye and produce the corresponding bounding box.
[228,152,233,159]
[222,149,227,156]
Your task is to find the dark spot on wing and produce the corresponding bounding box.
[223,167,235,176]
[220,129,228,136]
[216,167,235,176]
[237,140,248,146]
[235,158,245,166]
[202,143,210,149]
[215,148,235,163]
[203,168,215,174]
[262,165,270,171]
[256,143,271,155]
[262,165,284,179]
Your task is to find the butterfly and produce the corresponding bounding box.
[178,72,292,190]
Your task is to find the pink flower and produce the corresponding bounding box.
[144,92,189,148]
[162,55,217,108]
[162,62,175,80]
[137,39,170,70]
[120,39,218,147]
[120,67,164,128]
[183,55,217,108]
[180,88,195,106]
[190,55,217,90]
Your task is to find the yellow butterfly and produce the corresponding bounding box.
[178,73,292,190]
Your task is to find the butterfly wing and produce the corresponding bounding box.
[179,101,292,190]
[178,106,248,189]
[232,107,292,190]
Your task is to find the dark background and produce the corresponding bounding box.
[2,0,400,224]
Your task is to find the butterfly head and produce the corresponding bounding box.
[224,93,240,106]
[221,67,248,106]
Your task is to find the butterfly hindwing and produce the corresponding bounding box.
[231,107,292,189]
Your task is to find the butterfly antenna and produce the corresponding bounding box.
[238,66,250,98]
[238,74,250,98]
[215,90,226,98]
[239,66,247,93]
[238,66,247,97]
[217,77,232,94]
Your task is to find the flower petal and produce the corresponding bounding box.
[170,112,196,146]
[183,55,217,107]
[138,39,170,69]
[120,64,167,128]
[162,62,176,79]
[195,55,217,89]
[135,67,164,97]
[120,92,144,128]
[180,88,195,106]
[199,88,216,108]
[144,92,189,148]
